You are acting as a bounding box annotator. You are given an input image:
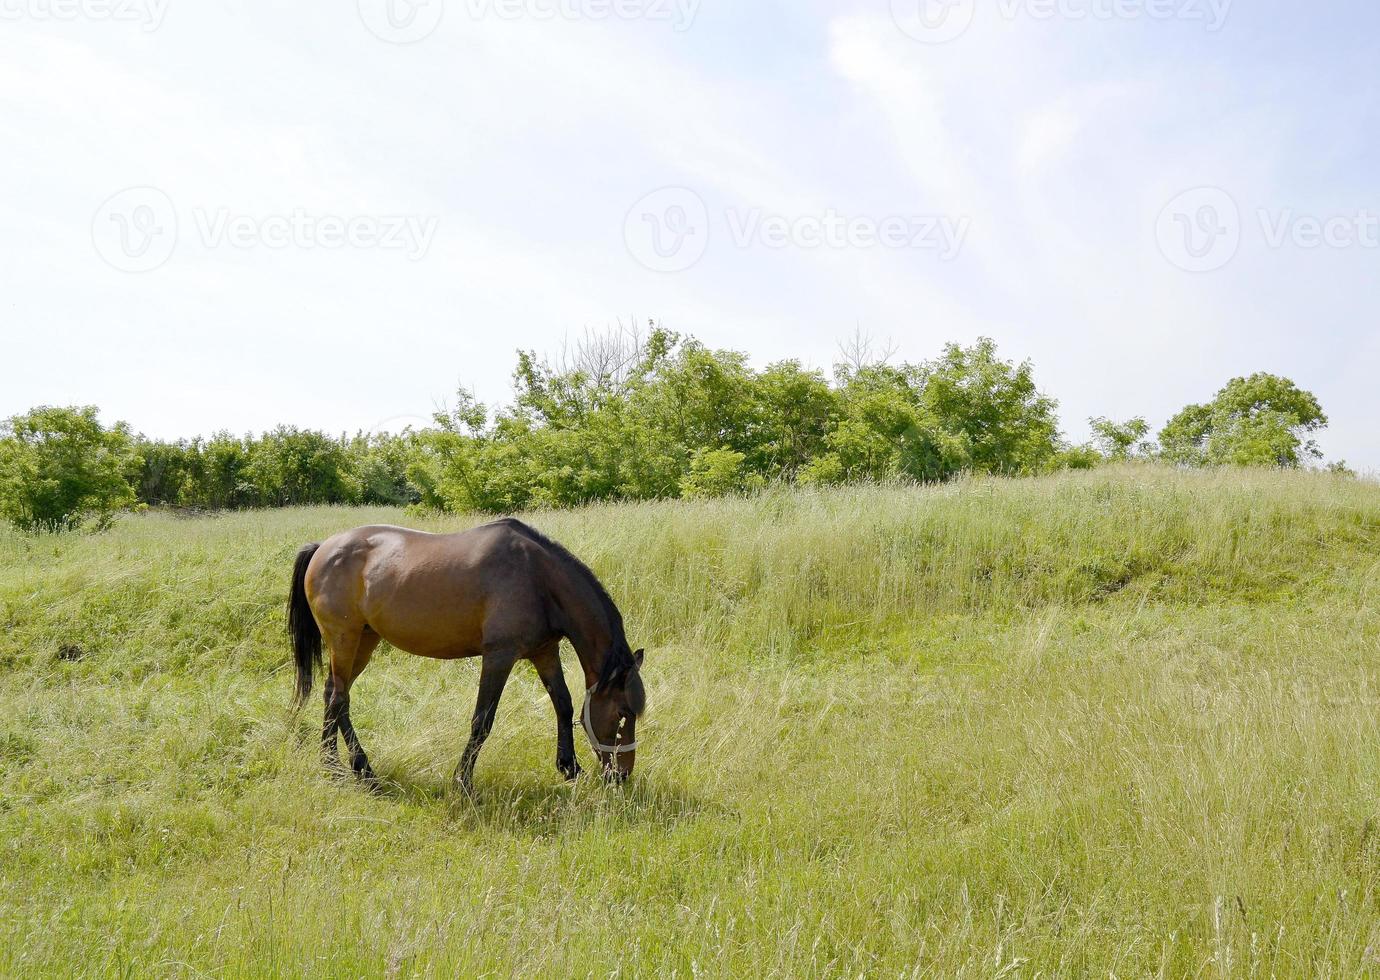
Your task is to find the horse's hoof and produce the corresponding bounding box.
[558,759,582,781]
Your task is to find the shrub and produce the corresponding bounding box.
[0,406,138,532]
[680,447,758,499]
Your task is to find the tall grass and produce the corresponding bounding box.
[2,466,1379,976]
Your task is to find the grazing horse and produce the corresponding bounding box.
[286,519,646,789]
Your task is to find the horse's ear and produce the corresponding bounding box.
[633,648,645,668]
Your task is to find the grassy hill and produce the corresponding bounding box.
[2,466,1379,976]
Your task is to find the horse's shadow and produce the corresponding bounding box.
[362,765,717,837]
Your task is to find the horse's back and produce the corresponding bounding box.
[305,521,551,659]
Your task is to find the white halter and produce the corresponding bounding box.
[581,686,637,755]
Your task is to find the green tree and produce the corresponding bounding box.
[1090,417,1152,461]
[351,432,421,507]
[0,406,139,531]
[412,332,1075,511]
[919,339,1062,475]
[1160,374,1327,468]
[805,364,967,485]
[745,361,837,478]
[410,393,541,514]
[246,427,358,506]
[135,438,200,505]
[193,433,256,509]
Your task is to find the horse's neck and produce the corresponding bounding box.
[549,564,613,688]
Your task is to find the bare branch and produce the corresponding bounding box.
[837,326,898,373]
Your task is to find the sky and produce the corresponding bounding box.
[2,0,1377,470]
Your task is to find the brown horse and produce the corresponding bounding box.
[286,518,646,790]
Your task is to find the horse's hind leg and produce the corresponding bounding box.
[323,625,380,783]
[339,629,381,781]
[322,671,342,766]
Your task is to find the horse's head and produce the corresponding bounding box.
[583,648,645,782]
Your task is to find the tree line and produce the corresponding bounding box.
[0,326,1339,532]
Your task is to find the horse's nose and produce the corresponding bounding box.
[602,758,631,785]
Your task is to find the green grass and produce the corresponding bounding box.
[3,466,1380,977]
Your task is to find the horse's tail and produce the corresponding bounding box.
[288,543,322,707]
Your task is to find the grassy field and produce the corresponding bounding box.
[2,466,1380,977]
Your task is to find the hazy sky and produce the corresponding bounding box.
[3,0,1377,470]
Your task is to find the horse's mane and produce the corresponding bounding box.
[491,519,642,701]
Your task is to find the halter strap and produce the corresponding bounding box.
[581,687,637,755]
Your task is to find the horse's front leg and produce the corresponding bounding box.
[531,643,580,780]
[454,651,516,793]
